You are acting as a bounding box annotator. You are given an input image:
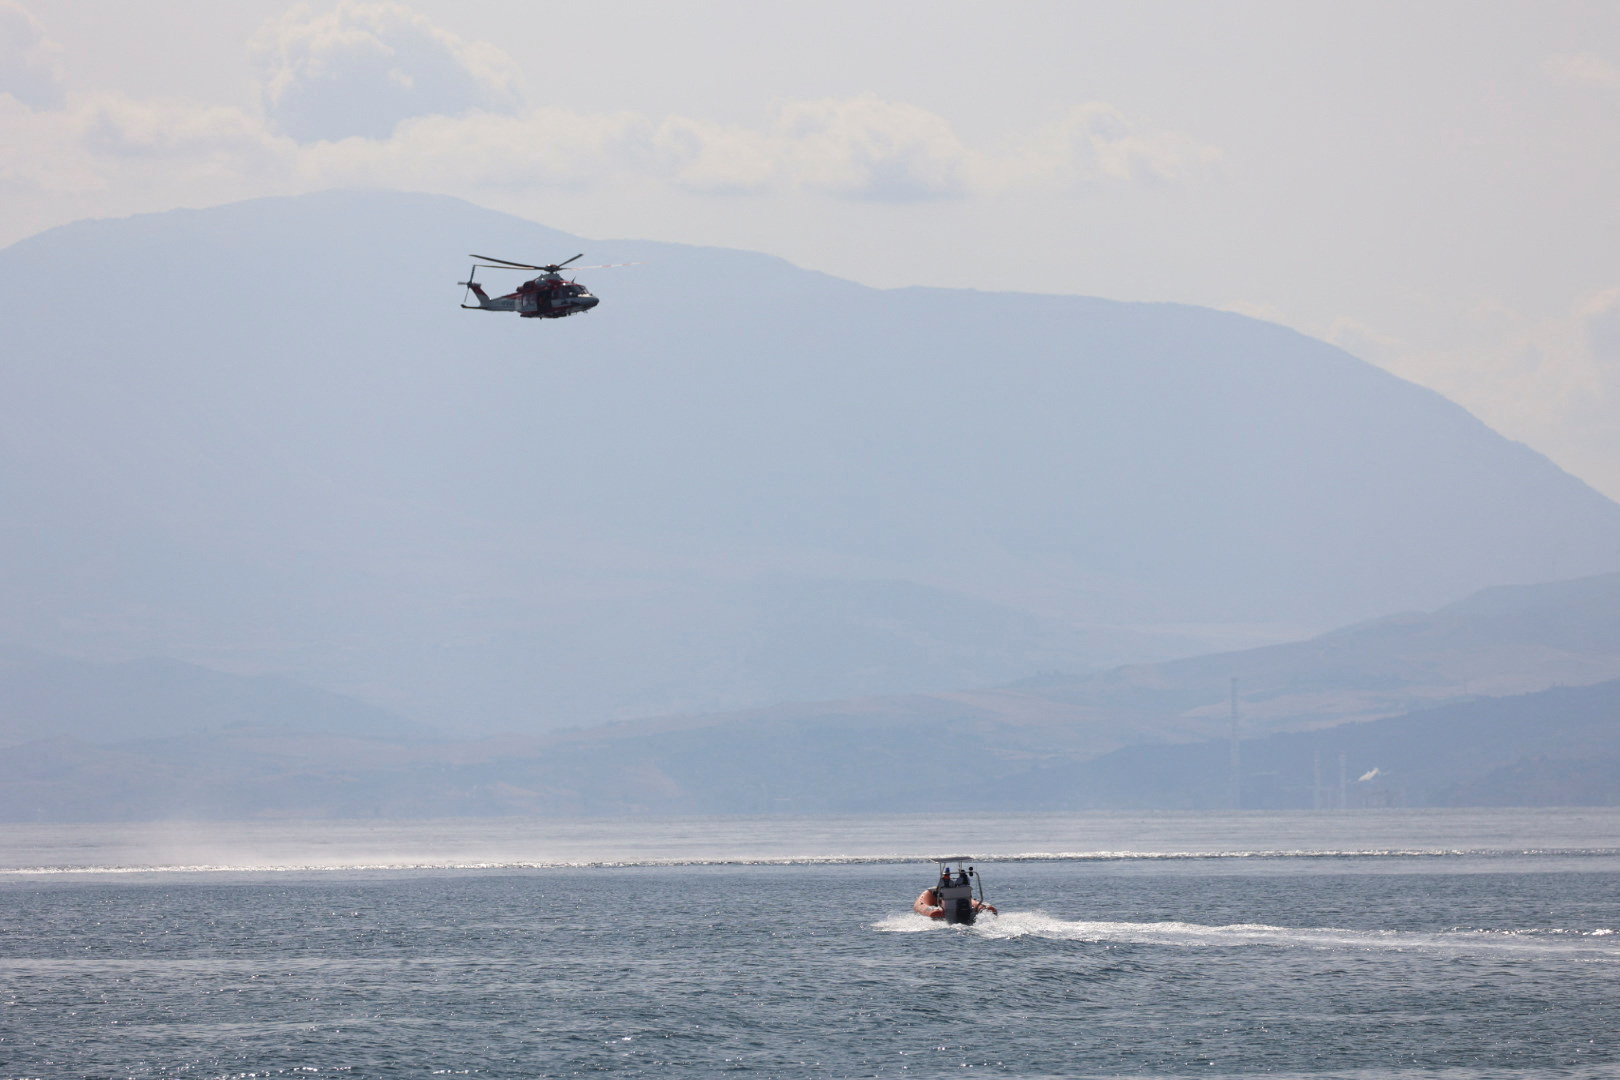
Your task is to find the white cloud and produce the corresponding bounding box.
[625,95,979,200]
[1010,103,1222,188]
[252,1,524,143]
[82,95,289,167]
[651,114,781,194]
[0,92,293,197]
[1547,53,1620,91]
[299,93,984,202]
[0,86,1220,222]
[0,0,64,109]
[1578,286,1620,366]
[0,3,1221,240]
[294,107,657,191]
[763,94,975,200]
[261,90,1206,204]
[0,4,1209,205]
[0,93,98,192]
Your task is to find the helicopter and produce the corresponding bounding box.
[458,253,633,319]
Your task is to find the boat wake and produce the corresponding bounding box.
[873,911,1620,957]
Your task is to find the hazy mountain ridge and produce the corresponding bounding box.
[1011,570,1620,732]
[1048,678,1620,810]
[3,190,1619,730]
[6,676,1618,821]
[0,646,425,746]
[550,569,1620,757]
[3,573,1619,820]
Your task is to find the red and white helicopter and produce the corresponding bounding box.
[459,253,633,319]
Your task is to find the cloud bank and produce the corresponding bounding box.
[0,1,1216,205]
[253,2,524,142]
[1,90,1216,204]
[0,0,64,109]
[1547,53,1620,92]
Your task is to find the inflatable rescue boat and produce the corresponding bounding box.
[914,857,996,924]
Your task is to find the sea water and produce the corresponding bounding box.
[1,809,1617,1079]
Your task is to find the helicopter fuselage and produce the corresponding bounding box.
[463,271,600,318]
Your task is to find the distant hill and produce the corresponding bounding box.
[4,574,1619,820]
[525,569,1620,774]
[982,569,1620,741]
[6,678,1616,822]
[1040,678,1620,810]
[3,190,1619,729]
[0,646,424,745]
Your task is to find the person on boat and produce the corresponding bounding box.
[913,886,997,919]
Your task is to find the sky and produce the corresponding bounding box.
[4,1,1620,498]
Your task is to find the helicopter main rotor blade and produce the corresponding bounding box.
[555,253,585,269]
[470,254,545,270]
[566,261,642,270]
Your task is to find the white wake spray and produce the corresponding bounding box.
[874,910,1620,957]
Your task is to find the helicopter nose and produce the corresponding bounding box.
[578,295,599,309]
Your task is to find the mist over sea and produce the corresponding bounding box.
[3,808,1619,874]
[3,809,1618,1078]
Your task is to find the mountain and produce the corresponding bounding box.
[2,190,1619,730]
[0,645,431,822]
[1047,678,1620,810]
[980,569,1620,742]
[4,574,1619,821]
[7,675,1617,823]
[0,645,424,745]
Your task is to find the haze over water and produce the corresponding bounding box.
[3,809,1618,1078]
[3,808,1619,874]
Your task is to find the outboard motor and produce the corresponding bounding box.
[928,857,985,925]
[937,872,977,925]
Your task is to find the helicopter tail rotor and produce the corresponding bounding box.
[459,262,491,307]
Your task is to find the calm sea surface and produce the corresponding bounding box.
[2,809,1618,1079]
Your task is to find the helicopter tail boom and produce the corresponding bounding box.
[458,280,518,311]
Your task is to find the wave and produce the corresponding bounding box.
[872,910,1620,956]
[5,846,1619,876]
